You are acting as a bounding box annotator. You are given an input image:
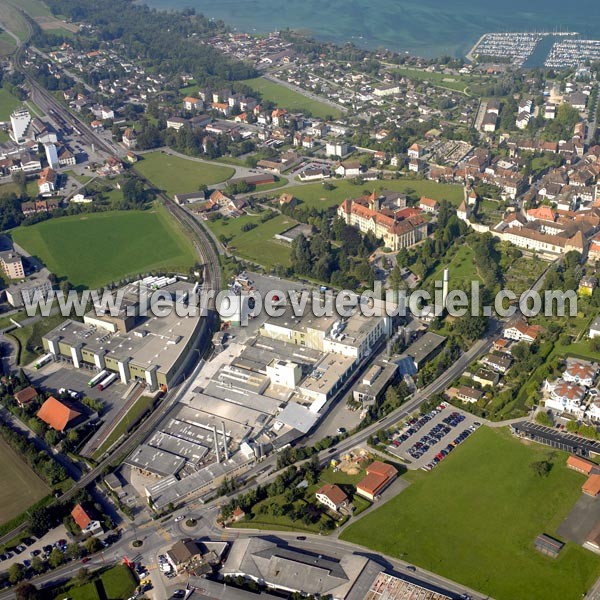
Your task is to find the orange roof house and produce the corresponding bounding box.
[71,503,103,535]
[567,455,596,475]
[37,396,82,431]
[583,474,600,497]
[356,461,398,501]
[71,504,93,530]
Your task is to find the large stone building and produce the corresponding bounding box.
[337,192,427,251]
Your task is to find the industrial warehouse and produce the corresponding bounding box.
[126,291,396,511]
[41,276,204,390]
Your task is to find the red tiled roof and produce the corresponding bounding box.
[71,503,92,530]
[37,396,81,431]
[316,483,348,506]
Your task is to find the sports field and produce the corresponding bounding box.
[205,211,295,268]
[279,178,464,210]
[242,77,342,119]
[341,427,600,600]
[0,437,49,524]
[135,152,234,196]
[11,206,197,288]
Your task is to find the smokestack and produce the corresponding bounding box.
[221,421,229,460]
[212,426,221,463]
[442,268,449,309]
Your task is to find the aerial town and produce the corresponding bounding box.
[0,0,599,599]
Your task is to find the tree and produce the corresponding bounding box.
[75,567,91,586]
[8,563,26,584]
[530,460,552,477]
[15,582,38,600]
[85,536,101,554]
[28,507,53,537]
[48,548,65,569]
[30,556,44,575]
[456,313,487,341]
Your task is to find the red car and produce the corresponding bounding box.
[81,557,91,564]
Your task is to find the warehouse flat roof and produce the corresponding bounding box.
[126,444,186,477]
[298,352,355,399]
[45,309,202,377]
[276,402,319,433]
[183,392,275,430]
[147,431,209,464]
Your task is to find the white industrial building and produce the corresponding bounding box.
[10,109,31,143]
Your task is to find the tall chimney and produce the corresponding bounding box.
[212,426,221,463]
[442,268,449,309]
[221,421,229,460]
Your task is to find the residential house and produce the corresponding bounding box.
[503,320,542,343]
[122,128,137,150]
[71,503,103,536]
[419,197,439,213]
[166,538,203,574]
[315,484,349,513]
[38,167,57,195]
[14,387,38,408]
[563,359,598,388]
[37,396,83,431]
[183,96,203,111]
[456,386,483,403]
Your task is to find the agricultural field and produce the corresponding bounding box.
[11,205,197,289]
[135,152,234,196]
[241,77,342,119]
[204,211,296,268]
[0,87,22,120]
[0,0,31,42]
[0,31,15,56]
[278,178,464,211]
[0,437,49,524]
[341,427,600,600]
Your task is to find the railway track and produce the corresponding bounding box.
[0,26,224,547]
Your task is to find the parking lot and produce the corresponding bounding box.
[386,404,482,470]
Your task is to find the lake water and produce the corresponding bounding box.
[143,0,600,58]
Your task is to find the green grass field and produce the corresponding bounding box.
[92,395,154,460]
[0,437,49,524]
[0,0,31,42]
[423,243,482,289]
[0,87,22,120]
[279,178,464,211]
[341,427,600,600]
[390,67,491,95]
[50,564,137,600]
[242,77,342,119]
[12,205,197,288]
[135,152,234,197]
[0,31,15,56]
[204,211,296,267]
[13,0,51,18]
[9,314,66,365]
